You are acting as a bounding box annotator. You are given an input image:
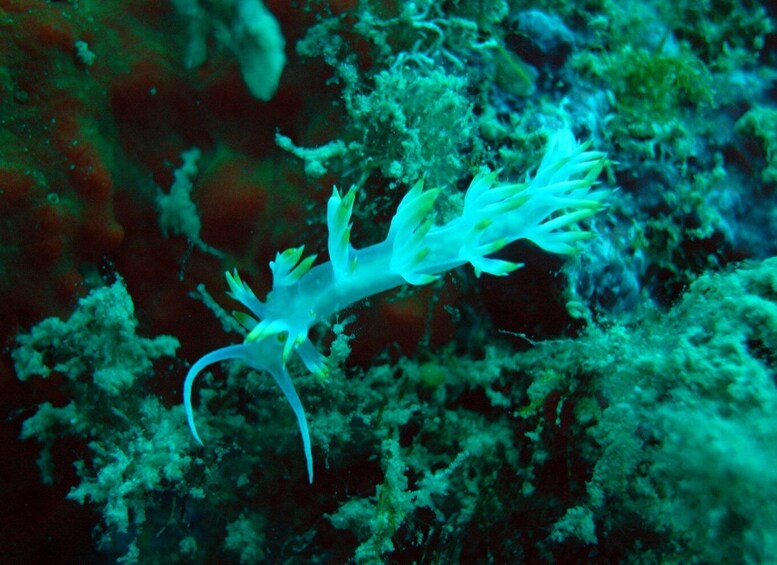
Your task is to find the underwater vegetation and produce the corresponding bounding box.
[2,0,776,563]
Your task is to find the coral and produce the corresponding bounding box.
[13,279,178,391]
[171,0,286,101]
[735,106,777,185]
[344,64,476,185]
[0,1,125,337]
[224,512,267,563]
[13,280,183,532]
[14,258,777,563]
[511,257,777,562]
[157,147,204,243]
[290,0,517,190]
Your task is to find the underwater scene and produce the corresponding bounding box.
[1,0,776,563]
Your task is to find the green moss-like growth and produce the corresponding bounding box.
[13,279,195,561]
[345,64,476,187]
[662,0,773,68]
[16,258,777,562]
[574,42,714,149]
[736,106,777,186]
[513,257,777,562]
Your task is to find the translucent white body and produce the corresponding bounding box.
[184,130,608,483]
